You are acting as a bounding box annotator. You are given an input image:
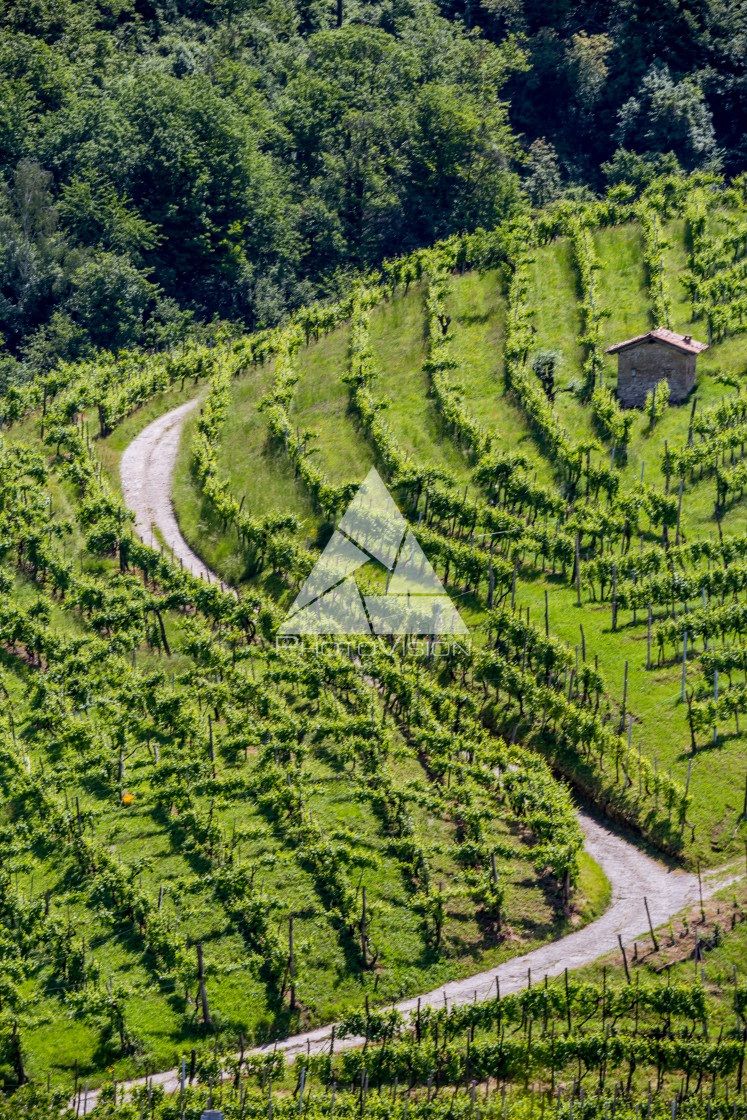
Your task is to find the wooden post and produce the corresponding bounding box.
[579,624,586,662]
[688,396,698,446]
[624,714,634,787]
[617,934,631,983]
[681,631,688,701]
[238,1030,245,1082]
[643,897,659,952]
[647,604,652,669]
[196,943,211,1026]
[575,534,581,606]
[620,660,628,732]
[612,563,618,631]
[675,479,684,545]
[360,886,367,968]
[289,915,296,1011]
[544,590,549,637]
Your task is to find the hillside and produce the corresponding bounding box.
[171,199,747,868]
[3,179,747,1116]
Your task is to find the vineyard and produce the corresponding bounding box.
[4,173,747,1117]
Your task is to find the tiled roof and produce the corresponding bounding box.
[605,328,709,356]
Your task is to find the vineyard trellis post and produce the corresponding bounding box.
[196,943,211,1027]
[620,661,629,732]
[676,480,684,545]
[643,896,659,952]
[289,914,296,1011]
[617,934,631,983]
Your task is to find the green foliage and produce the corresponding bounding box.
[1,0,743,379]
[531,349,564,405]
[68,254,159,352]
[645,379,670,428]
[590,384,634,448]
[638,203,673,329]
[616,65,717,173]
[0,1,530,367]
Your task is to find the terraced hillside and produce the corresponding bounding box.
[172,188,747,865]
[3,178,747,1115]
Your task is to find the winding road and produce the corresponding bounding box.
[98,399,740,1115]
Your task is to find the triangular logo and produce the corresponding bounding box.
[388,530,444,595]
[278,468,468,636]
[289,531,368,612]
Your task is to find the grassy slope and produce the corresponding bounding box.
[171,218,747,870]
[452,225,747,865]
[367,287,476,490]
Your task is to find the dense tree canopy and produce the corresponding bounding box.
[0,0,745,385]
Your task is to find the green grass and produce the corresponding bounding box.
[367,287,476,489]
[172,361,322,588]
[293,321,374,488]
[595,222,651,342]
[530,237,591,441]
[574,849,613,924]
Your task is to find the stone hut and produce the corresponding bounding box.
[605,328,708,409]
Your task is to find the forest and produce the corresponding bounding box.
[0,0,744,376]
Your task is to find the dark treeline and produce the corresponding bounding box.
[0,0,743,386]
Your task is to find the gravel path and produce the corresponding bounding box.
[93,400,740,1115]
[120,396,230,589]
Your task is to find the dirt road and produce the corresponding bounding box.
[120,397,219,583]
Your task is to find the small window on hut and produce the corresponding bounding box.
[631,367,636,378]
